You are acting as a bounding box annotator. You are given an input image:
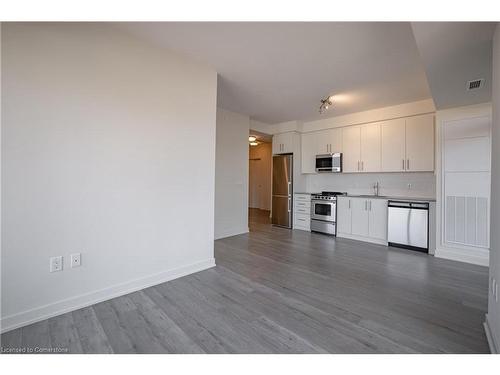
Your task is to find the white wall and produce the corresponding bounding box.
[1,23,217,332]
[249,119,272,135]
[215,108,249,239]
[434,103,492,267]
[487,23,500,353]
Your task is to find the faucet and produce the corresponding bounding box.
[373,182,379,196]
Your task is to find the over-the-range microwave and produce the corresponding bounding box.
[315,153,342,173]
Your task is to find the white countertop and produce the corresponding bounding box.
[294,192,435,202]
[344,194,435,202]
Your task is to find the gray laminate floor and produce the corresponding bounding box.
[1,208,490,353]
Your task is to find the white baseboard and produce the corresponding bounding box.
[0,258,216,334]
[214,227,249,240]
[337,233,388,246]
[484,314,499,354]
[434,247,489,266]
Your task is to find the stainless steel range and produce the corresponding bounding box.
[310,191,347,235]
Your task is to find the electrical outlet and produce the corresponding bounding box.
[50,256,63,273]
[70,253,81,268]
[407,183,412,190]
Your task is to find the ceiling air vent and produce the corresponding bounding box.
[467,79,484,91]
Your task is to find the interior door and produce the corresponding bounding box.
[248,159,259,208]
[342,126,361,172]
[381,118,406,172]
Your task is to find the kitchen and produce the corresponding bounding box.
[266,101,489,266]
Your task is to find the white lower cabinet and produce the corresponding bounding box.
[368,199,388,240]
[351,198,369,237]
[293,194,311,231]
[337,196,388,245]
[336,197,352,234]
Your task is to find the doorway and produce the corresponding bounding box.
[248,130,272,226]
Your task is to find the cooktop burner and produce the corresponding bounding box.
[320,191,347,196]
[311,191,347,201]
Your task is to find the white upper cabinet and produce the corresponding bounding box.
[342,123,380,173]
[300,113,435,174]
[360,123,381,172]
[300,128,342,173]
[321,128,342,154]
[381,118,406,172]
[272,132,294,155]
[405,114,434,172]
[342,126,361,173]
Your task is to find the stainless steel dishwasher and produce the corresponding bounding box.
[388,200,429,253]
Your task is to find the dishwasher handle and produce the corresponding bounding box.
[388,200,428,210]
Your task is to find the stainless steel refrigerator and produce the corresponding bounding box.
[272,154,293,228]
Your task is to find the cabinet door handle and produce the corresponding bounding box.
[402,159,405,170]
[407,159,410,170]
[369,201,372,211]
[365,201,367,210]
[361,161,364,171]
[357,161,360,171]
[348,199,351,209]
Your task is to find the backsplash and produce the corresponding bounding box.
[305,172,436,198]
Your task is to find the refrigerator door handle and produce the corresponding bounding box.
[288,198,291,212]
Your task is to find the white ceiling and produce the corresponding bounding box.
[411,22,496,110]
[118,22,432,124]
